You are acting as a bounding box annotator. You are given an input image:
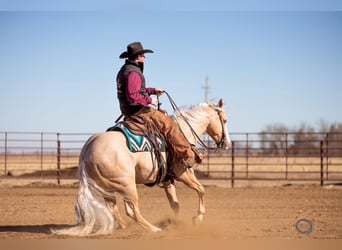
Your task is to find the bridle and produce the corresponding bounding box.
[163,91,226,150]
[180,107,226,150]
[215,109,227,149]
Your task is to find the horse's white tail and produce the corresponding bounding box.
[52,161,115,236]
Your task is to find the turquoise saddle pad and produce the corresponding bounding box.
[107,122,165,153]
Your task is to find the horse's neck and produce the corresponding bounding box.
[175,113,209,145]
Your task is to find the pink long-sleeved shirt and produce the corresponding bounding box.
[126,71,155,106]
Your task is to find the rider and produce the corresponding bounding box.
[116,41,203,168]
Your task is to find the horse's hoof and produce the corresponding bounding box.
[192,215,203,226]
[114,223,126,230]
[151,226,162,232]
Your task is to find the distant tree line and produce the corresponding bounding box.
[259,121,342,156]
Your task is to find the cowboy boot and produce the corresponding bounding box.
[191,146,204,164]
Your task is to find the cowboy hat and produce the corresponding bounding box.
[119,42,154,59]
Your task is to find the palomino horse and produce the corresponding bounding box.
[53,99,231,235]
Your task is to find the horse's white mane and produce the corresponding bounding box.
[174,103,213,123]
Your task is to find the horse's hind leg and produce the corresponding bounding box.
[105,197,127,229]
[175,167,206,225]
[120,184,162,232]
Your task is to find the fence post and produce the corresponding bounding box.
[285,133,288,180]
[206,136,210,177]
[231,141,235,188]
[320,140,324,186]
[246,133,249,178]
[4,132,7,175]
[326,133,329,181]
[57,133,61,185]
[40,133,43,176]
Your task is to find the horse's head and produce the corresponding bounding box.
[173,98,231,150]
[206,99,231,150]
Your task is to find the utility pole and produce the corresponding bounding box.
[204,75,209,102]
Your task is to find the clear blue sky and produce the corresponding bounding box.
[1,2,341,133]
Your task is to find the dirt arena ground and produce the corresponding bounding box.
[0,181,341,239]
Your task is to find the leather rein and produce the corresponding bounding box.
[163,91,226,150]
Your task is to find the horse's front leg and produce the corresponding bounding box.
[163,183,180,216]
[174,167,206,225]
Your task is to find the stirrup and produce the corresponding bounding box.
[195,154,203,164]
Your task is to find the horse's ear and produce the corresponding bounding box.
[217,99,223,108]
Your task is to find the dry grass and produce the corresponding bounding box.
[1,154,341,184]
[198,156,342,181]
[0,154,78,176]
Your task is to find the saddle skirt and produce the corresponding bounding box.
[107,122,166,153]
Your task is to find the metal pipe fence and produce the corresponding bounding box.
[1,131,342,186]
[0,132,91,183]
[201,132,342,187]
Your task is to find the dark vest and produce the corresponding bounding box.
[116,60,148,116]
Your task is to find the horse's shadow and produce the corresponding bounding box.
[0,218,180,235]
[0,224,73,234]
